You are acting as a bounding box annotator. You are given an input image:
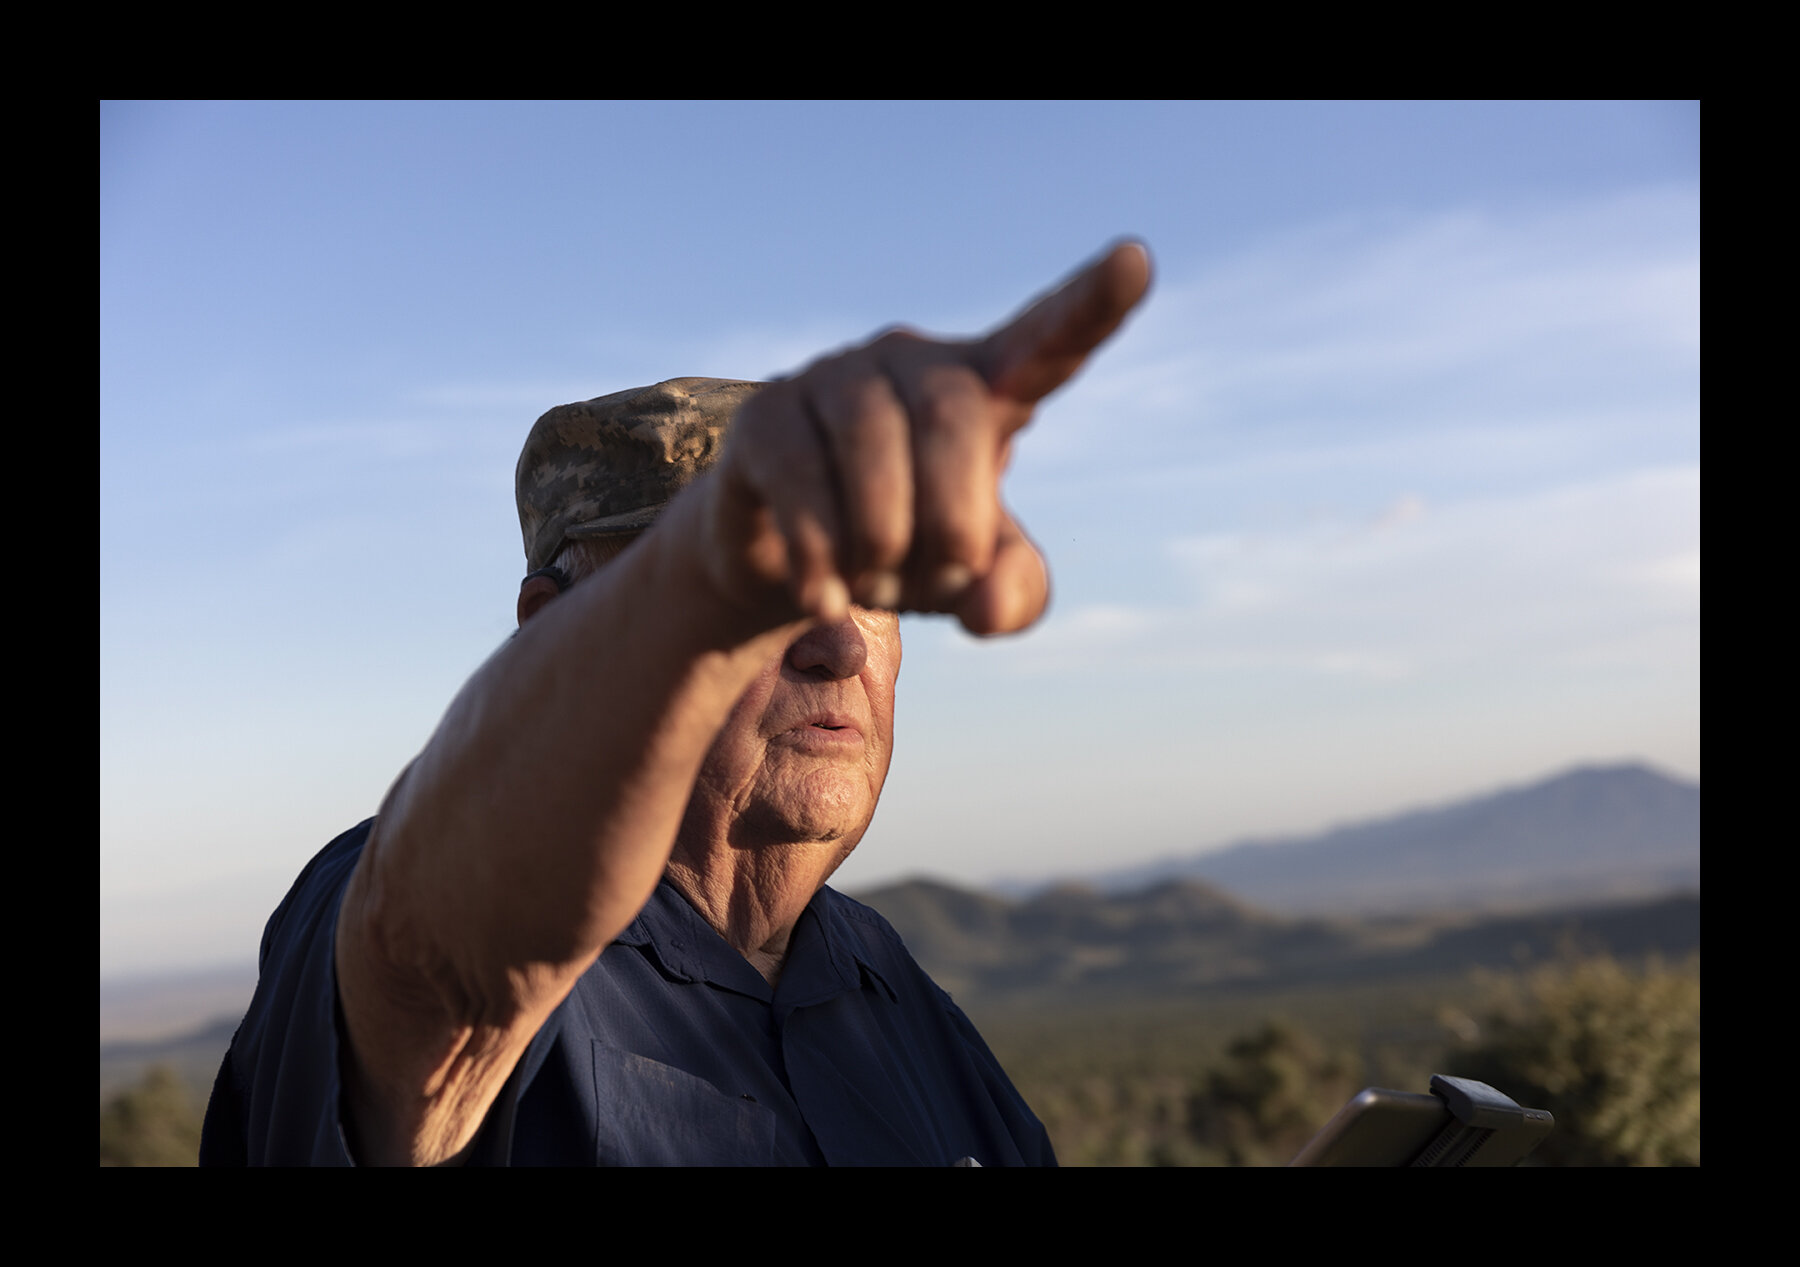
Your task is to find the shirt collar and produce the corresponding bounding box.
[614,880,896,1009]
[776,888,898,1013]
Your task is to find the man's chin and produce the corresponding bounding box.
[736,770,878,848]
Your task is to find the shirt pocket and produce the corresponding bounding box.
[590,1042,776,1165]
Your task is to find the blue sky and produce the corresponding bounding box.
[101,101,1699,978]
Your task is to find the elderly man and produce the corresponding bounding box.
[201,243,1152,1165]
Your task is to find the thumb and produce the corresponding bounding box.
[951,507,1050,637]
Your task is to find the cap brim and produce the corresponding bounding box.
[564,502,666,538]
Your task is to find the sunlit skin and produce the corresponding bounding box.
[517,567,902,978]
[684,608,899,852]
[667,608,900,979]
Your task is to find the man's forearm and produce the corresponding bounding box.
[334,487,801,1164]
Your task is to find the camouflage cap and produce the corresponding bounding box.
[516,376,765,574]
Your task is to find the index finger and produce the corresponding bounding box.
[977,240,1153,406]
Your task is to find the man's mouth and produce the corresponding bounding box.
[776,712,863,749]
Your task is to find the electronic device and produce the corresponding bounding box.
[1288,1074,1554,1166]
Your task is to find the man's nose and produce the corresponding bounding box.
[785,615,869,680]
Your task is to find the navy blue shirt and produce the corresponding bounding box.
[202,820,1055,1166]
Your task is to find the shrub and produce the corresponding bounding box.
[99,1065,203,1167]
[1453,954,1699,1166]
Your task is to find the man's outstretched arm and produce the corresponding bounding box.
[333,241,1154,1165]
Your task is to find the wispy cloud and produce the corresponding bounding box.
[1002,465,1698,680]
[1029,188,1699,470]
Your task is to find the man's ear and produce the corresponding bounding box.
[518,574,562,627]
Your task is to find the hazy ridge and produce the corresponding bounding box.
[852,878,1697,1006]
[1000,762,1699,915]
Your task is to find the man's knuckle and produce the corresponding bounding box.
[824,376,897,438]
[871,324,925,349]
[860,518,911,567]
[925,513,991,568]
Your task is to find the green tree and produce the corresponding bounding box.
[1453,953,1699,1166]
[99,1065,203,1167]
[1190,1019,1361,1166]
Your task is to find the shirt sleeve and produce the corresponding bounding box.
[200,821,370,1166]
[199,818,549,1166]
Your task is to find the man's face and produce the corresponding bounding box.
[683,606,901,854]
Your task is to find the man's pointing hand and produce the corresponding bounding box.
[707,240,1154,636]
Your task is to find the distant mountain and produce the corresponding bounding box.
[1043,763,1699,916]
[847,876,1699,1006]
[100,964,257,1044]
[99,966,257,1106]
[99,1015,239,1105]
[913,877,1290,999]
